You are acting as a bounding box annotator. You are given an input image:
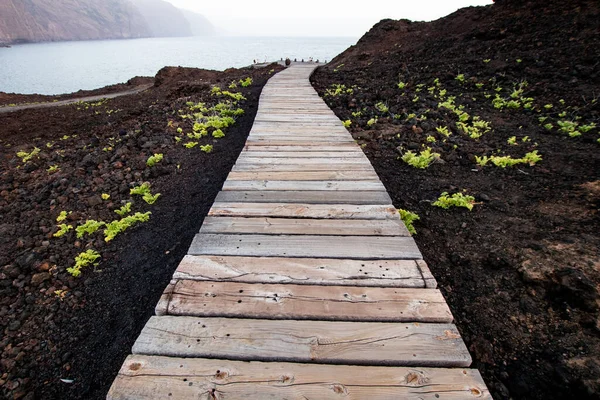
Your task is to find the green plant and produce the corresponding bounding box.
[455,74,465,83]
[325,83,353,97]
[104,212,151,242]
[375,102,389,113]
[17,147,41,163]
[212,129,225,138]
[433,192,475,211]
[352,111,362,118]
[544,123,554,130]
[240,77,252,87]
[130,183,161,204]
[67,249,101,277]
[436,126,451,137]
[76,220,106,238]
[483,59,491,63]
[200,144,213,153]
[426,135,436,143]
[228,81,237,89]
[342,120,352,128]
[475,83,484,89]
[57,211,69,222]
[184,141,198,148]
[398,209,420,235]
[397,82,406,90]
[146,153,163,167]
[401,147,440,169]
[475,155,489,167]
[47,165,59,174]
[507,136,518,145]
[101,193,110,200]
[53,224,73,238]
[367,118,377,126]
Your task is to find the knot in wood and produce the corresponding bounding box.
[330,383,348,395]
[128,362,142,371]
[404,371,429,386]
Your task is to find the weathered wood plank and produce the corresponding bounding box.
[226,170,379,181]
[208,202,398,219]
[159,279,449,321]
[215,190,392,204]
[417,260,439,289]
[173,255,423,287]
[189,234,423,259]
[199,217,409,236]
[222,180,385,192]
[234,158,372,165]
[243,141,358,148]
[243,144,361,152]
[133,317,468,366]
[109,355,491,400]
[247,136,352,142]
[237,151,366,158]
[232,163,374,172]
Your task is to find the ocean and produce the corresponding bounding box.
[0,36,356,95]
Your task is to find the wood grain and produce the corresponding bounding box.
[215,190,392,204]
[108,355,491,400]
[157,281,448,321]
[199,216,409,236]
[208,202,398,219]
[222,180,385,192]
[172,255,424,287]
[133,316,469,366]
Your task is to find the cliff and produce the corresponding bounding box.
[0,0,214,44]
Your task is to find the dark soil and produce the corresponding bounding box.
[0,63,283,399]
[312,1,599,399]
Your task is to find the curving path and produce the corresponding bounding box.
[0,84,153,114]
[107,64,491,399]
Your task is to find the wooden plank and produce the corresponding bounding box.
[215,190,392,205]
[133,317,468,366]
[208,202,398,219]
[243,141,358,148]
[189,234,423,259]
[226,171,379,181]
[237,151,366,158]
[232,164,374,172]
[234,158,371,165]
[243,145,362,152]
[173,255,424,287]
[222,180,385,192]
[109,355,491,400]
[417,260,438,289]
[247,136,352,142]
[157,278,441,319]
[199,217,409,236]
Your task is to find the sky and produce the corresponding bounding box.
[165,0,494,37]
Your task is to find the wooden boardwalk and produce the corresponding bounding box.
[108,64,491,399]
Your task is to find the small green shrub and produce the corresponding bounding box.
[436,126,451,137]
[342,120,351,128]
[17,147,41,163]
[76,220,106,239]
[200,144,213,153]
[212,129,225,138]
[398,209,420,235]
[104,212,151,242]
[68,249,101,277]
[433,192,475,211]
[53,224,73,238]
[115,202,132,216]
[240,77,252,87]
[146,153,163,167]
[401,148,440,169]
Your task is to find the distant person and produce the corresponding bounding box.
[294,58,297,62]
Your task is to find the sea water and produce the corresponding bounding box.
[0,36,356,95]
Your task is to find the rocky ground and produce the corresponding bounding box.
[311,1,599,399]
[0,63,282,399]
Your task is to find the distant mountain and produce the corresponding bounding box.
[129,0,191,37]
[180,9,216,36]
[0,0,215,45]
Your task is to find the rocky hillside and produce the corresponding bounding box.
[0,0,214,44]
[312,0,599,399]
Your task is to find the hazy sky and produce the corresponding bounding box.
[165,0,493,36]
